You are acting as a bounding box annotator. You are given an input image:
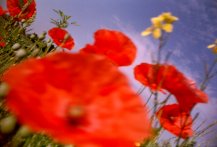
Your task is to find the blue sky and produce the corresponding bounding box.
[1,0,217,146]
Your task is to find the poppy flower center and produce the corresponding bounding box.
[168,115,177,123]
[67,106,86,125]
[58,39,63,42]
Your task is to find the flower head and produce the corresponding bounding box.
[81,29,137,66]
[134,63,208,112]
[207,39,217,54]
[3,52,151,146]
[7,0,36,20]
[48,27,74,50]
[156,104,193,139]
[141,12,178,39]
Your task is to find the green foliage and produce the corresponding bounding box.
[50,9,79,28]
[19,134,61,147]
[0,15,55,75]
[0,14,58,147]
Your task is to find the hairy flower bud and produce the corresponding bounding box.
[47,39,51,43]
[12,43,21,50]
[15,49,26,58]
[39,32,47,40]
[0,115,16,134]
[16,126,31,137]
[30,34,36,39]
[0,82,10,97]
[22,23,28,28]
[31,48,40,57]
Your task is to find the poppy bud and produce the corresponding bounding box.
[12,43,21,50]
[30,34,36,39]
[16,126,31,137]
[21,19,26,23]
[31,48,40,57]
[47,39,51,43]
[22,23,28,28]
[39,32,47,40]
[0,82,10,97]
[15,49,26,58]
[0,115,16,134]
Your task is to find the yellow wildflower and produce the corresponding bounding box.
[141,12,178,39]
[151,16,163,28]
[161,12,179,23]
[141,27,152,36]
[152,28,162,39]
[207,39,217,54]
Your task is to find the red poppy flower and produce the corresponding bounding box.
[134,63,208,112]
[156,104,193,139]
[80,29,137,66]
[7,0,36,20]
[3,52,151,146]
[48,28,74,50]
[0,6,7,16]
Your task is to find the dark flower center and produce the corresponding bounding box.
[67,106,86,126]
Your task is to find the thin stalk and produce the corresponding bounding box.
[200,59,217,91]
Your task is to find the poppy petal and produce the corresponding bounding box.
[156,104,193,139]
[48,27,74,50]
[134,63,208,112]
[7,0,36,20]
[3,52,151,146]
[81,29,137,66]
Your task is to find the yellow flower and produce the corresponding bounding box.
[152,28,162,39]
[141,27,153,36]
[207,39,217,54]
[141,12,178,39]
[161,12,179,23]
[151,16,163,28]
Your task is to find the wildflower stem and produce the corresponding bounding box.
[176,113,192,147]
[136,85,146,96]
[156,33,170,64]
[150,92,158,124]
[145,91,153,105]
[200,59,217,90]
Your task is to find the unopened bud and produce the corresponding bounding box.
[0,115,16,134]
[17,126,31,137]
[27,18,34,24]
[22,23,28,28]
[21,19,26,23]
[12,43,21,50]
[0,82,10,97]
[47,39,51,43]
[30,34,36,39]
[31,48,40,56]
[38,32,46,40]
[15,49,26,58]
